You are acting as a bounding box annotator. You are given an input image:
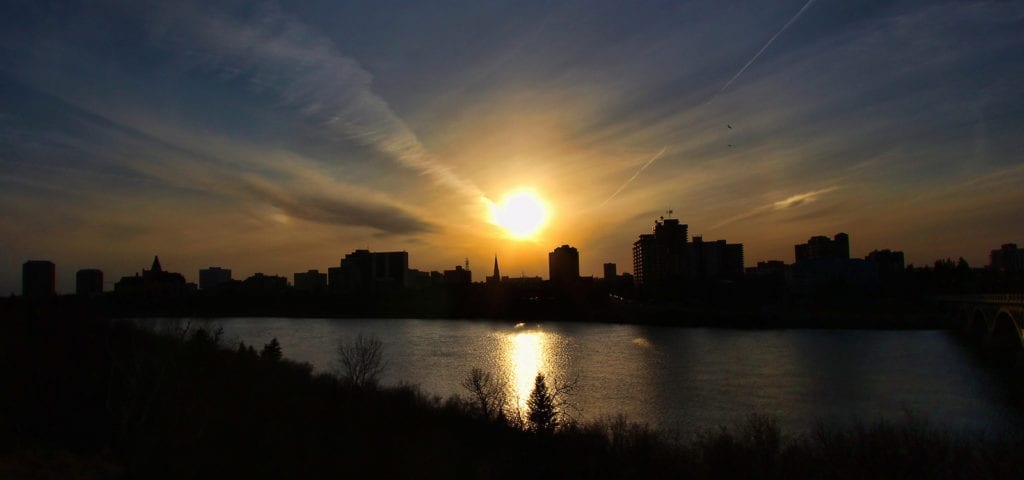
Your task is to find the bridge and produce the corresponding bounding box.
[940,294,1024,352]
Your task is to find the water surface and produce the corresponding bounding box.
[154,317,1022,434]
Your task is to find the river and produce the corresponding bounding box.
[151,317,1022,435]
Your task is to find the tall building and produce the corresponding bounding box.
[549,244,580,284]
[632,218,688,289]
[795,233,850,262]
[990,243,1024,273]
[329,250,409,292]
[689,236,744,280]
[22,260,55,299]
[294,269,327,292]
[199,267,232,291]
[76,268,103,296]
[603,263,617,279]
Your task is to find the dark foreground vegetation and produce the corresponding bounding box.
[3,308,1023,479]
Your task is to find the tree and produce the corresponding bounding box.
[237,341,258,359]
[461,367,509,422]
[527,373,557,434]
[336,334,386,388]
[261,338,282,361]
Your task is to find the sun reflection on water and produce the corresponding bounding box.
[504,330,548,410]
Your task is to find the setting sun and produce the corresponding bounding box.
[491,190,549,240]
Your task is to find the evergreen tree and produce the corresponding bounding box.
[261,338,282,361]
[527,373,557,434]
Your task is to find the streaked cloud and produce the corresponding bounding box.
[150,0,481,198]
[710,186,840,231]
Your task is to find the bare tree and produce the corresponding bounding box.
[461,367,509,422]
[336,333,386,388]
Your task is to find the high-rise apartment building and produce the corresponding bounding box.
[549,244,580,284]
[22,260,55,299]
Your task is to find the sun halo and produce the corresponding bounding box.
[491,190,549,240]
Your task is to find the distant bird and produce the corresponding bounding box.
[727,124,732,129]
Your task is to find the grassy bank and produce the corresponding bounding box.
[2,309,1021,479]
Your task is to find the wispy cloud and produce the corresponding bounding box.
[235,175,436,234]
[152,1,481,198]
[0,82,437,235]
[710,186,840,230]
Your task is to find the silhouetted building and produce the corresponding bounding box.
[22,260,55,299]
[789,234,880,301]
[199,267,232,291]
[487,256,501,285]
[329,249,409,292]
[241,273,288,294]
[327,266,342,290]
[746,260,786,278]
[76,268,103,296]
[603,263,617,279]
[294,269,327,292]
[866,249,905,276]
[405,269,435,290]
[443,265,472,285]
[115,256,188,297]
[688,236,744,280]
[795,233,850,262]
[503,275,544,287]
[990,243,1024,273]
[632,218,688,295]
[549,245,580,284]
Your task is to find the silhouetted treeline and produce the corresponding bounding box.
[2,307,1023,479]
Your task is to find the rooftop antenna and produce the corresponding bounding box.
[465,257,470,269]
[666,208,674,218]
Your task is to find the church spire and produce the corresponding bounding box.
[489,254,501,284]
[151,255,163,273]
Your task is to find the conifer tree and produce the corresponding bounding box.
[527,373,557,434]
[261,338,282,361]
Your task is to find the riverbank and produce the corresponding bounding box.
[3,309,1022,479]
[5,294,953,330]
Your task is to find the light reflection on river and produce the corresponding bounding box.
[505,330,546,410]
[150,317,1023,434]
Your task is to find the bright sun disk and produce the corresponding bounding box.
[492,191,548,239]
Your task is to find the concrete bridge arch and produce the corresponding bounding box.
[991,308,1023,350]
[941,294,1024,353]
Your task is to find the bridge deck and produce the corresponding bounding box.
[938,294,1024,306]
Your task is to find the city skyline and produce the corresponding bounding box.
[15,229,1023,296]
[2,1,1023,294]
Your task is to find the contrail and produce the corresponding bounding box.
[601,146,667,207]
[716,0,818,97]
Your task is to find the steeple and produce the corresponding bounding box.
[487,255,501,285]
[151,255,163,273]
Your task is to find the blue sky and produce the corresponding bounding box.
[1,0,1022,293]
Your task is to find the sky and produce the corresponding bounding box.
[1,0,1023,294]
